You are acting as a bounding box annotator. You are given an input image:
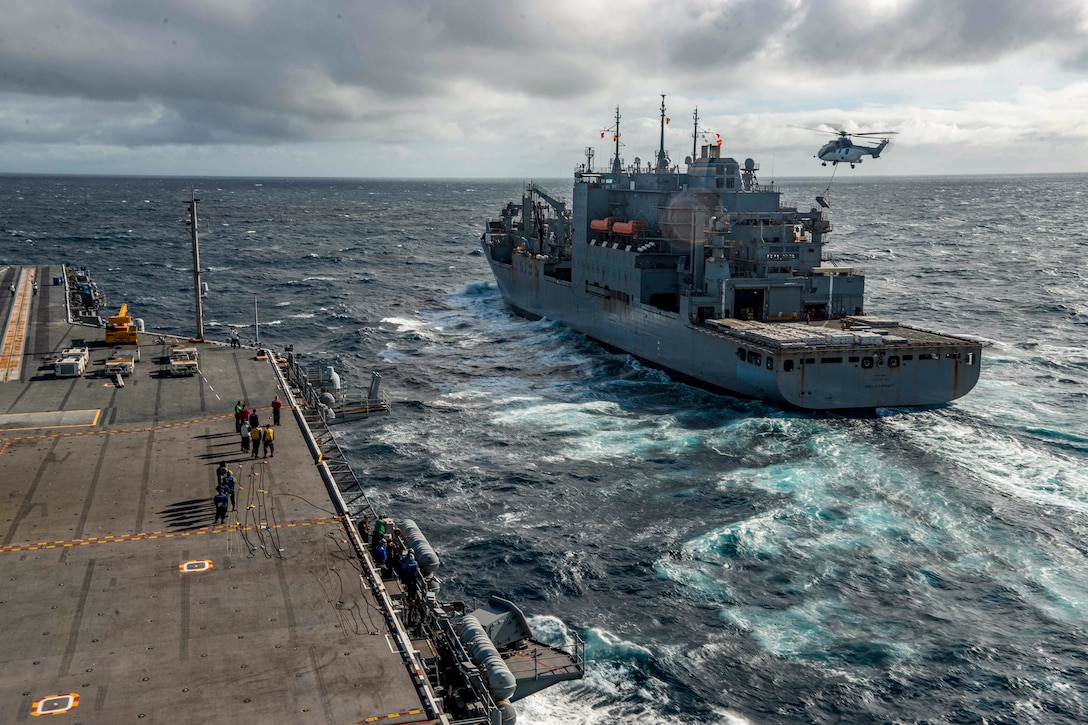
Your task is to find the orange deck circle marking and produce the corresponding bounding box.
[179,560,213,573]
[31,692,79,716]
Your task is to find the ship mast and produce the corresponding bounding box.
[692,107,699,161]
[656,94,669,173]
[611,106,622,173]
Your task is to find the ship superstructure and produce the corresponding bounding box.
[482,100,985,409]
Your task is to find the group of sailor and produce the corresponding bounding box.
[213,462,237,524]
[362,515,420,594]
[235,401,276,458]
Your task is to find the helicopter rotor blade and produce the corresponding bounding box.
[788,125,843,135]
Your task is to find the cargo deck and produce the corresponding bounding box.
[0,265,438,724]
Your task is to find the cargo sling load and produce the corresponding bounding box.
[481,99,985,409]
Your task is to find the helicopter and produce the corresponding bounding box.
[796,127,898,167]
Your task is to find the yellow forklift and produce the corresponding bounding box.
[104,304,139,345]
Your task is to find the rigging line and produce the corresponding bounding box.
[309,567,361,635]
[238,496,258,557]
[224,514,235,560]
[249,465,273,557]
[264,470,286,558]
[244,469,272,557]
[331,546,381,634]
[273,492,339,516]
[319,536,365,635]
[356,574,381,632]
[258,489,274,557]
[325,530,365,576]
[323,537,359,626]
[245,472,263,551]
[824,164,839,194]
[258,464,285,557]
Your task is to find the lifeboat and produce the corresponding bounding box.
[611,220,645,236]
[589,217,617,232]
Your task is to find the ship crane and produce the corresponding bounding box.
[524,182,571,254]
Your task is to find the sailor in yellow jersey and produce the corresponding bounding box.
[250,424,262,458]
[262,425,275,458]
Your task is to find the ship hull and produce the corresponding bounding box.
[484,251,983,410]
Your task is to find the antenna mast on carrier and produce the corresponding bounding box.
[186,196,205,342]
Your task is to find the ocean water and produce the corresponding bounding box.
[2,172,1087,724]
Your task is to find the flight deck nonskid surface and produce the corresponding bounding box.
[0,266,432,724]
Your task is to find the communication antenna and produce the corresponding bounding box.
[601,106,623,173]
[691,107,715,160]
[656,94,669,173]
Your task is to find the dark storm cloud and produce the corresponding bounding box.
[0,0,553,146]
[784,0,1087,69]
[663,0,798,70]
[0,0,1085,156]
[661,0,1086,76]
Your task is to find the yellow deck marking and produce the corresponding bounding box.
[0,516,343,554]
[0,408,102,432]
[0,267,34,382]
[358,710,432,724]
[0,412,231,440]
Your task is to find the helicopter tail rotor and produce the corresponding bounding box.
[870,138,891,158]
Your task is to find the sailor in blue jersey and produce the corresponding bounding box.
[401,550,419,597]
[221,473,237,510]
[213,490,229,524]
[373,538,388,574]
[401,550,418,577]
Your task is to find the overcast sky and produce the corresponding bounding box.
[2,0,1087,178]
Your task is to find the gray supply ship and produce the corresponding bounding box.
[481,99,986,410]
